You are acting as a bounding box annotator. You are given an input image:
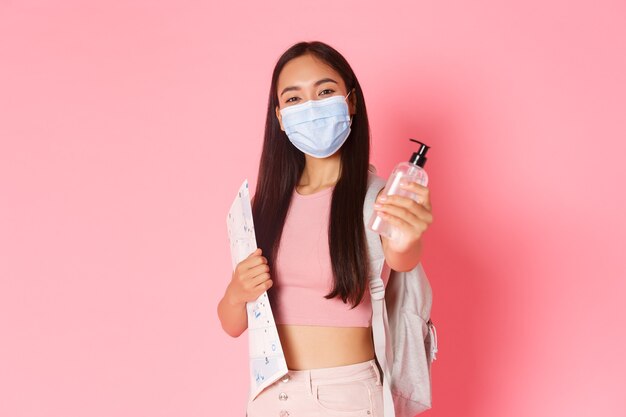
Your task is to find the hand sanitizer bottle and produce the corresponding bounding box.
[368,138,430,240]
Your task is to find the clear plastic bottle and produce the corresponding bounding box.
[368,138,430,240]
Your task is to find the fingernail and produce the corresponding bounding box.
[379,195,387,201]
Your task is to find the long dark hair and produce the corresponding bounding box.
[252,41,372,308]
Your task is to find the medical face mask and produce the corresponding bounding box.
[279,90,354,158]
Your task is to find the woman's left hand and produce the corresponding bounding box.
[373,180,433,253]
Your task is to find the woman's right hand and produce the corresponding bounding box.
[225,248,273,305]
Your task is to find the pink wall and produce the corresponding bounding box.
[1,1,625,416]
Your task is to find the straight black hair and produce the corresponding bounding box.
[251,41,372,308]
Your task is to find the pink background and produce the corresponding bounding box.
[1,1,625,416]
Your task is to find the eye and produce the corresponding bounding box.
[285,96,299,104]
[319,89,334,96]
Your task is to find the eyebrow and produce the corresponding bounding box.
[280,78,338,97]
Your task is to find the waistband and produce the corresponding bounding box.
[281,358,381,385]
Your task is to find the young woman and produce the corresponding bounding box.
[217,41,433,417]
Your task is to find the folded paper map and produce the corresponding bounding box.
[226,179,288,403]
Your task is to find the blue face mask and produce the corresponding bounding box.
[279,90,353,158]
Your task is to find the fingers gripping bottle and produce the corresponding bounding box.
[368,138,430,240]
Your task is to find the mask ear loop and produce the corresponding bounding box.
[346,89,355,126]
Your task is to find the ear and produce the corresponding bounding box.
[275,106,285,131]
[348,88,357,116]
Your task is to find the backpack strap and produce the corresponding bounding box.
[364,170,396,417]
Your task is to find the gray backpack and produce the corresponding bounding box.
[363,165,438,417]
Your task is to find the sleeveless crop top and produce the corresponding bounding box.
[268,184,380,327]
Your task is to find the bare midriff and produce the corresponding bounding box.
[276,324,375,370]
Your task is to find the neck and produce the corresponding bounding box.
[299,150,342,188]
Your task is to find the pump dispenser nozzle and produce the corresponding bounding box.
[409,138,430,168]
